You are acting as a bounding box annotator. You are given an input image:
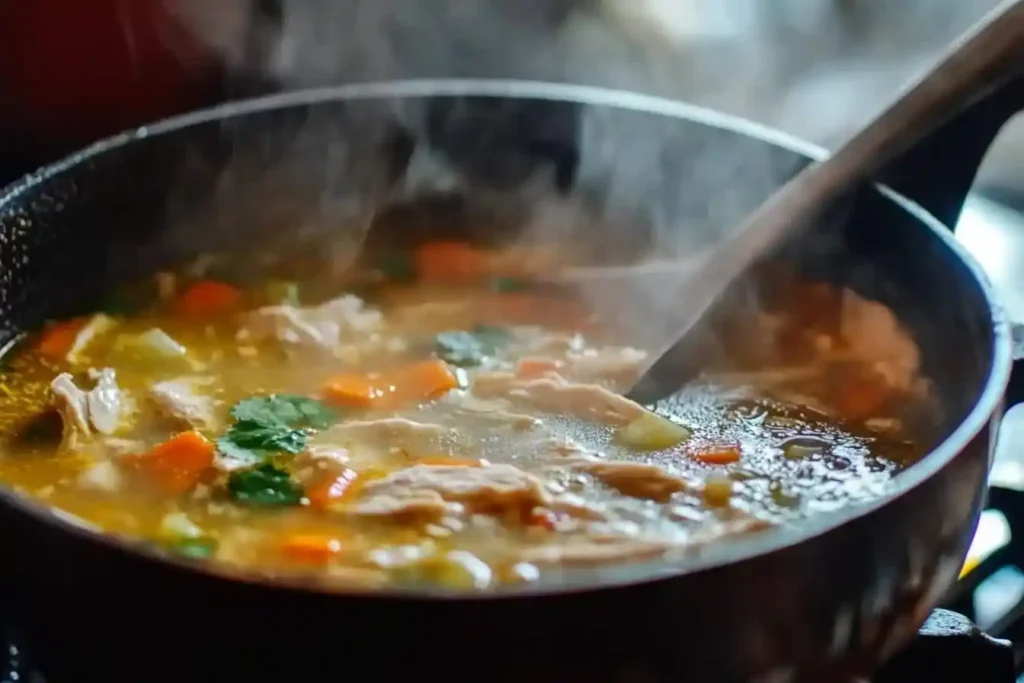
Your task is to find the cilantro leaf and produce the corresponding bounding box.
[434,326,512,367]
[227,464,304,507]
[230,395,337,429]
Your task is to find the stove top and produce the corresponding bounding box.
[3,194,1024,683]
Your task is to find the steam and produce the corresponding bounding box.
[160,0,996,358]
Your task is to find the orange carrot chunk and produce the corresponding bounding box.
[280,534,343,565]
[134,430,216,495]
[690,445,742,466]
[305,468,358,510]
[321,375,390,409]
[175,280,243,318]
[322,360,457,410]
[37,318,87,358]
[414,241,489,283]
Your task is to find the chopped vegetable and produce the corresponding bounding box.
[228,463,304,507]
[782,437,826,461]
[376,253,416,282]
[434,326,512,367]
[131,430,216,495]
[175,280,243,318]
[615,412,691,451]
[65,314,117,364]
[217,395,338,465]
[690,444,741,466]
[322,360,458,409]
[280,534,343,564]
[113,328,194,370]
[166,537,219,560]
[160,511,203,539]
[414,241,489,283]
[305,468,358,510]
[263,279,300,306]
[37,318,89,359]
[703,476,733,507]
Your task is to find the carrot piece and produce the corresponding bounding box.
[322,360,457,410]
[305,468,358,510]
[133,430,215,495]
[175,280,243,318]
[527,508,566,531]
[690,445,742,466]
[414,241,489,283]
[415,456,484,468]
[321,375,390,408]
[516,358,561,378]
[398,359,458,401]
[37,318,87,358]
[280,534,343,565]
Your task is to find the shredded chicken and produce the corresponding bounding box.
[326,418,452,444]
[65,314,117,364]
[149,378,217,430]
[569,460,689,502]
[447,392,541,431]
[50,370,125,450]
[471,371,647,425]
[562,346,647,383]
[345,463,551,520]
[236,294,383,352]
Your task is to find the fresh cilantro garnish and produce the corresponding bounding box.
[227,464,304,507]
[230,394,337,430]
[167,536,218,560]
[434,326,512,367]
[216,395,337,465]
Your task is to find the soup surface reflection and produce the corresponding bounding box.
[0,244,928,589]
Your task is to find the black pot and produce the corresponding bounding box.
[0,80,1021,683]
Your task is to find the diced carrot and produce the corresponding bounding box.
[321,374,390,408]
[322,360,457,410]
[37,318,87,358]
[174,280,243,318]
[516,358,561,378]
[415,456,484,468]
[131,430,215,495]
[399,359,458,401]
[280,534,343,565]
[690,444,742,466]
[837,376,890,419]
[414,241,490,283]
[305,468,358,510]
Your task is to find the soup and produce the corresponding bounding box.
[0,242,928,589]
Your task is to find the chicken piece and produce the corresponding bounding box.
[344,463,551,521]
[50,370,125,450]
[236,294,383,352]
[448,392,541,431]
[563,346,647,384]
[471,371,647,425]
[149,378,217,430]
[569,459,689,502]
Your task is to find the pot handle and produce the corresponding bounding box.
[878,71,1024,231]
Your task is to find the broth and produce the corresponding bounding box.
[0,243,928,589]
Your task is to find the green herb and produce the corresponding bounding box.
[227,464,304,507]
[217,395,338,465]
[230,394,337,429]
[434,326,512,367]
[489,277,532,293]
[377,253,416,282]
[167,536,219,560]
